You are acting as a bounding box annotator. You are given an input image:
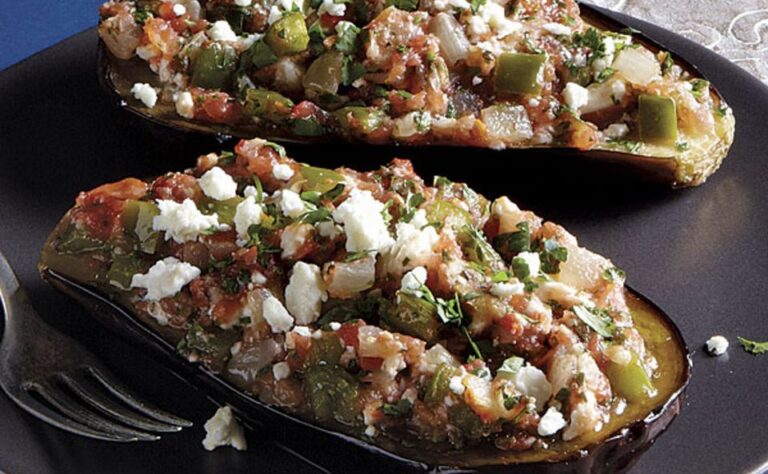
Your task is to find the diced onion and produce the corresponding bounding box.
[324,256,376,298]
[612,48,661,86]
[431,13,469,66]
[480,104,534,146]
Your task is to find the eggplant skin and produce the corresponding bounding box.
[39,267,690,473]
[96,2,735,188]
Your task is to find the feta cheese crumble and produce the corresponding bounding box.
[285,262,328,325]
[153,199,221,243]
[514,364,552,412]
[490,280,525,298]
[172,4,187,16]
[383,210,439,274]
[318,0,346,17]
[175,91,195,119]
[449,376,466,395]
[280,223,313,259]
[202,406,247,451]
[400,266,428,294]
[706,335,729,356]
[234,0,252,5]
[233,196,263,242]
[130,257,200,301]
[130,83,157,108]
[537,406,567,436]
[272,163,295,181]
[208,20,238,42]
[262,295,294,333]
[332,189,394,253]
[513,251,541,278]
[563,82,589,111]
[198,167,237,201]
[280,189,306,218]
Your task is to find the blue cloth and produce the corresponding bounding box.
[0,0,104,71]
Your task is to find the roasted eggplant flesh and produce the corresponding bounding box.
[98,0,734,186]
[40,138,690,469]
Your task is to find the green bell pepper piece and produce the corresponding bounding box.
[191,43,238,90]
[300,166,345,194]
[638,94,678,144]
[423,200,472,230]
[606,353,656,403]
[303,51,344,96]
[200,196,244,226]
[304,365,360,424]
[494,53,546,96]
[265,12,309,56]
[107,254,146,290]
[382,292,439,342]
[305,333,344,366]
[123,200,160,254]
[424,363,458,406]
[334,106,386,135]
[242,88,294,122]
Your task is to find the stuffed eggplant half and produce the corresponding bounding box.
[40,138,690,470]
[98,0,733,187]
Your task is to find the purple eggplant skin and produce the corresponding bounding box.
[39,266,691,474]
[97,3,734,188]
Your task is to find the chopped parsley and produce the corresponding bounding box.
[573,305,616,338]
[381,399,413,417]
[737,337,768,355]
[538,239,568,274]
[602,266,626,283]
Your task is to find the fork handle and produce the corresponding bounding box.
[0,252,46,348]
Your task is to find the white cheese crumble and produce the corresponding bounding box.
[175,91,195,119]
[604,123,629,139]
[400,266,428,294]
[476,2,521,39]
[172,4,187,16]
[262,295,294,333]
[706,335,729,356]
[130,257,200,301]
[513,251,541,278]
[272,163,295,181]
[542,22,572,36]
[153,199,221,243]
[233,196,263,242]
[472,76,483,86]
[130,83,157,108]
[285,262,328,325]
[280,223,313,259]
[332,189,394,253]
[234,0,252,6]
[272,361,291,380]
[267,6,282,25]
[329,322,341,331]
[280,189,306,218]
[202,406,247,451]
[514,364,552,412]
[318,0,346,17]
[537,406,567,436]
[317,220,342,239]
[563,82,589,111]
[449,376,466,395]
[383,210,439,274]
[208,20,238,42]
[490,280,525,298]
[198,167,238,201]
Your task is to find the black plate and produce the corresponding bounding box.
[1,7,767,474]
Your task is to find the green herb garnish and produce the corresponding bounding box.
[738,337,768,355]
[573,305,616,338]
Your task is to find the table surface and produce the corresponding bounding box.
[2,0,767,84]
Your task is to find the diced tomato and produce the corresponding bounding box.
[151,172,201,202]
[190,19,209,34]
[202,231,239,261]
[359,357,384,371]
[72,178,148,241]
[291,100,323,120]
[192,90,242,124]
[169,16,190,34]
[157,3,177,20]
[337,321,364,349]
[319,13,343,30]
[211,295,243,328]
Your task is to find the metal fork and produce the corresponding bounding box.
[0,252,192,441]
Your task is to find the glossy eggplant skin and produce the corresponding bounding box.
[97,3,734,187]
[39,263,691,473]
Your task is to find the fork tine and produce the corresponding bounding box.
[8,388,138,442]
[86,367,192,427]
[27,381,160,441]
[57,373,183,433]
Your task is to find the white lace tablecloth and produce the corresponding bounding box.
[583,0,768,84]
